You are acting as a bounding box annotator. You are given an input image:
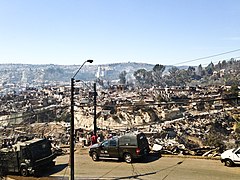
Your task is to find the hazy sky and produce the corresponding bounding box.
[0,0,240,66]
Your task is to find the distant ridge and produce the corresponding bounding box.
[0,62,189,84]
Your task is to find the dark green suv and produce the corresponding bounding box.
[89,132,150,163]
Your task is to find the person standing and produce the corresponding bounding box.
[91,133,97,145]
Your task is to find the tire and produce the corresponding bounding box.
[225,159,234,167]
[124,153,132,163]
[20,166,28,177]
[92,152,99,161]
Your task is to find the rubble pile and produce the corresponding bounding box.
[0,85,239,157]
[146,111,239,156]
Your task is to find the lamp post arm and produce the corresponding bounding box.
[72,61,87,79]
[72,59,93,79]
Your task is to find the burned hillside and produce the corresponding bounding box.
[0,83,239,157]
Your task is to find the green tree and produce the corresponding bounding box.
[187,66,196,79]
[119,71,127,85]
[230,84,239,97]
[164,67,179,86]
[222,60,227,69]
[205,62,214,75]
[165,67,193,86]
[134,69,148,86]
[152,64,165,86]
[196,64,203,77]
[214,61,221,71]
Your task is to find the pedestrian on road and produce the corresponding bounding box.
[91,133,97,145]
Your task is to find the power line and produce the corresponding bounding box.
[173,48,240,66]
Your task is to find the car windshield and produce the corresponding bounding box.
[101,140,109,147]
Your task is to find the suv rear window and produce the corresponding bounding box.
[119,136,137,146]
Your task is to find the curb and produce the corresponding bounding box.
[161,154,220,160]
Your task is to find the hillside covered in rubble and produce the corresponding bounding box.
[0,59,240,157]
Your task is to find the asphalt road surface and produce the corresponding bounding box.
[7,148,240,180]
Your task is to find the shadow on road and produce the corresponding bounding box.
[6,164,68,180]
[136,152,161,163]
[35,163,68,177]
[112,160,184,180]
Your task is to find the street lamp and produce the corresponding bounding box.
[70,59,93,180]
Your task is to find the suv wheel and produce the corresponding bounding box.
[20,166,28,177]
[92,152,99,161]
[225,159,233,167]
[124,153,132,163]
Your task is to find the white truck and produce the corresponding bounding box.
[220,147,240,167]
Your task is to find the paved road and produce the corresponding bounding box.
[8,148,240,180]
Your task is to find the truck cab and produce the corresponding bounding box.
[89,132,150,163]
[220,147,240,167]
[0,138,56,176]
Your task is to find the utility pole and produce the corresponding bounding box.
[93,82,97,135]
[70,60,93,180]
[70,77,75,180]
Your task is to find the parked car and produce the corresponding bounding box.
[89,132,150,163]
[0,138,56,176]
[220,147,240,167]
